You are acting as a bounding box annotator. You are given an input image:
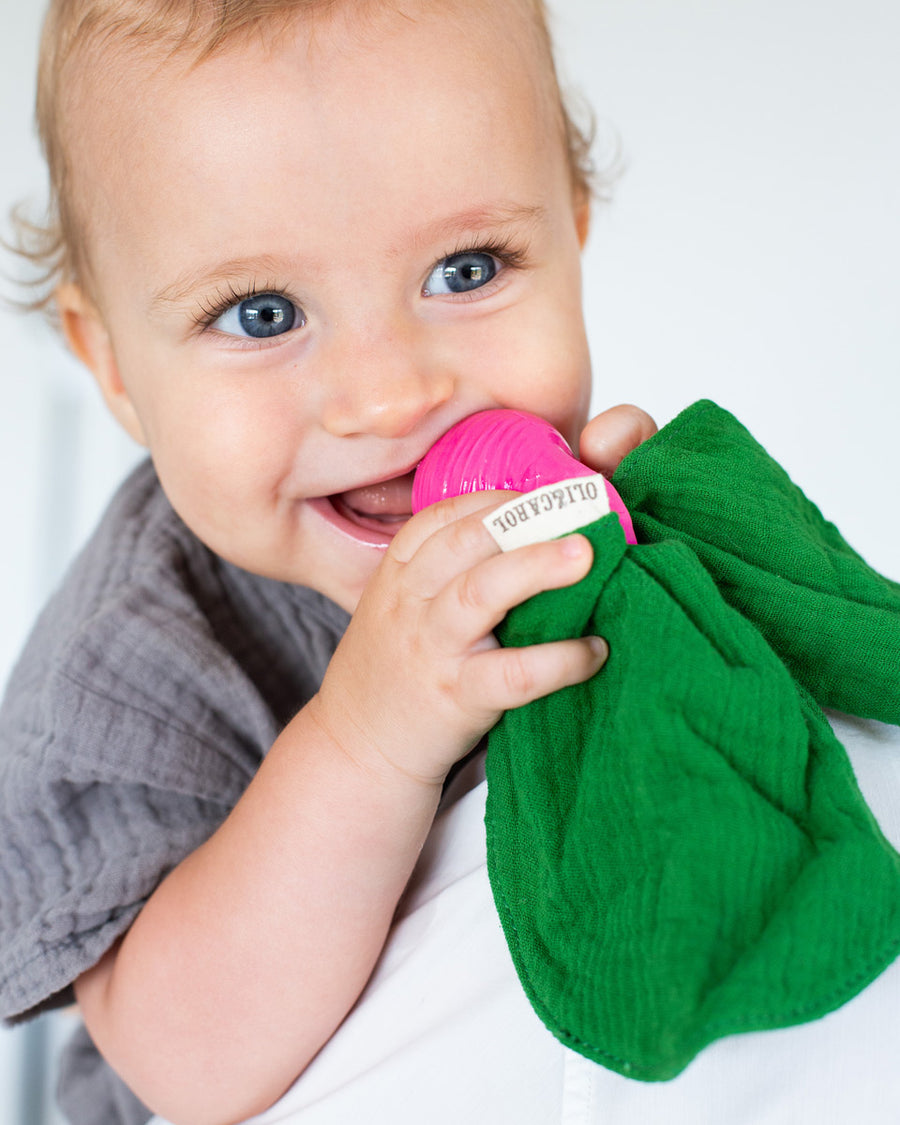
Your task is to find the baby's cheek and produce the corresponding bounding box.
[181,396,291,482]
[485,315,590,434]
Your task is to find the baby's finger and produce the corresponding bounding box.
[579,404,657,477]
[432,533,595,649]
[386,490,519,601]
[388,489,515,567]
[462,635,609,714]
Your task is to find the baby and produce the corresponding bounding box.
[0,1,655,1122]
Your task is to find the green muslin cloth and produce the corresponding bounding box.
[486,400,900,1081]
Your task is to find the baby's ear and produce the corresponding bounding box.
[56,283,148,447]
[574,192,591,249]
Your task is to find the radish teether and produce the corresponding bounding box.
[412,409,636,544]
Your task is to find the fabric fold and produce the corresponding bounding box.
[613,400,900,724]
[485,402,900,1081]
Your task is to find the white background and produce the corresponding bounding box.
[1,0,898,1121]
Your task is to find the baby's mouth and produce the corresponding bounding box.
[317,471,416,545]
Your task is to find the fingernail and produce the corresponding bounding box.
[560,534,589,559]
[587,636,609,662]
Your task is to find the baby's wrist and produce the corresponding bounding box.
[302,693,448,798]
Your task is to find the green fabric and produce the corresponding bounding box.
[615,399,900,724]
[487,401,900,1082]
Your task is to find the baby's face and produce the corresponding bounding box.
[71,0,592,611]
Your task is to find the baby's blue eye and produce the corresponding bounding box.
[423,251,497,297]
[212,293,304,338]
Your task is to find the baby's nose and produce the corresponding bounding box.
[321,333,455,440]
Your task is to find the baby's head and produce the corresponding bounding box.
[30,0,598,610]
[34,0,596,307]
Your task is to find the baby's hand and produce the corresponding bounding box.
[311,492,607,787]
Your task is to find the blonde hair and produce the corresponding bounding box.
[12,0,598,314]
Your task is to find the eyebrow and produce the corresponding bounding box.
[407,202,548,252]
[150,202,548,311]
[150,253,293,312]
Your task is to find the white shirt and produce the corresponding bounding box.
[154,714,900,1125]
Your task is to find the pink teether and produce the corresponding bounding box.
[412,409,636,544]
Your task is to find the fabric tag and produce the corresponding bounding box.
[483,475,611,552]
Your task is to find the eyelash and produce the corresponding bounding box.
[191,239,529,332]
[439,237,529,290]
[192,280,288,333]
[444,236,527,271]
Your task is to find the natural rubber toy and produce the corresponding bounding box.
[412,399,900,1082]
[412,408,637,545]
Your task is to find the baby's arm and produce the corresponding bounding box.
[74,406,655,1125]
[71,497,600,1125]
